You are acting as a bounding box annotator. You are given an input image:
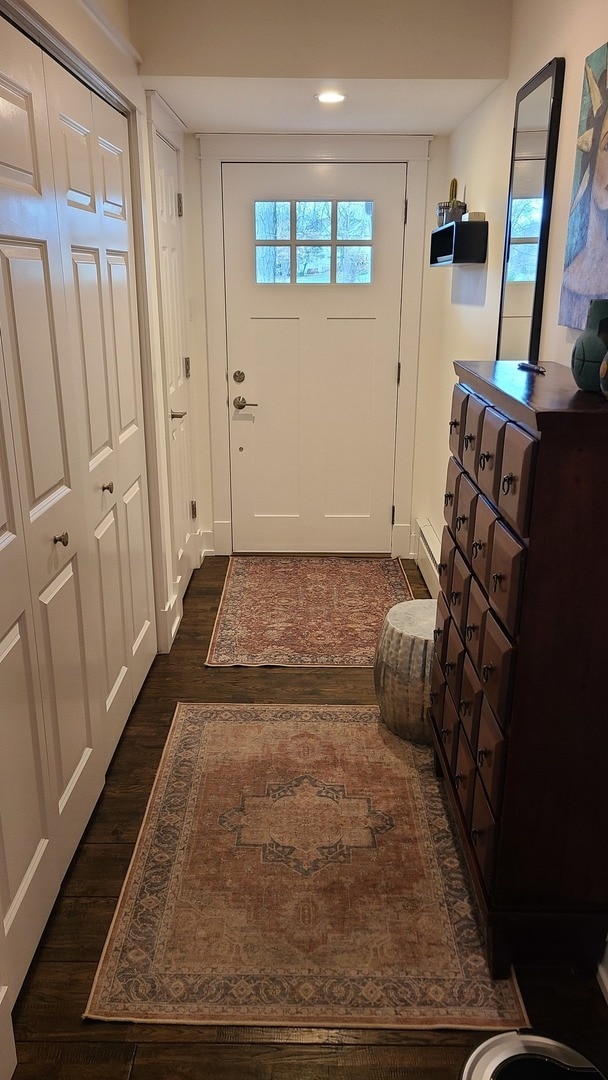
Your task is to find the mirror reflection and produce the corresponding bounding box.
[497,58,565,368]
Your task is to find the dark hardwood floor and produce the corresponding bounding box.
[11,558,608,1078]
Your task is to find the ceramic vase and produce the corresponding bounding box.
[571,299,608,392]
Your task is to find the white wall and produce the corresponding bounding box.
[411,0,607,561]
[129,0,512,80]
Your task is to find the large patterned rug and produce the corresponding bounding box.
[205,556,413,666]
[85,703,527,1029]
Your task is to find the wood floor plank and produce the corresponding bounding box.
[11,556,608,1078]
[13,1042,135,1079]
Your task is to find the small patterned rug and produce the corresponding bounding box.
[205,556,413,666]
[85,703,528,1030]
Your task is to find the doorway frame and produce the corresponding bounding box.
[198,134,431,557]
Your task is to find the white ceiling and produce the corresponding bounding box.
[141,76,504,136]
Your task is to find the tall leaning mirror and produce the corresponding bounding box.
[496,57,565,371]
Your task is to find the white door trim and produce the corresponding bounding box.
[198,133,431,556]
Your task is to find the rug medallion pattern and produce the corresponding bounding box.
[205,556,413,666]
[219,773,395,877]
[85,704,528,1029]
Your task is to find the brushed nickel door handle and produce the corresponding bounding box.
[233,396,258,410]
[53,531,69,547]
[171,410,187,420]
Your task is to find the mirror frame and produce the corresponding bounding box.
[496,57,565,371]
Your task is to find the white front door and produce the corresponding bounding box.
[222,162,407,553]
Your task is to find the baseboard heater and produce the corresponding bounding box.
[416,518,440,598]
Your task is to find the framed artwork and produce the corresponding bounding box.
[559,42,608,330]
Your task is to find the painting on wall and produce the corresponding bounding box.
[559,42,608,330]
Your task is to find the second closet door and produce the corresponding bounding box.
[44,60,156,768]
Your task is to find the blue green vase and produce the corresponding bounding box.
[571,299,608,392]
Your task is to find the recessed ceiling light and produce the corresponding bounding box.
[315,91,346,104]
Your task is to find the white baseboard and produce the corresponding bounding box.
[391,522,412,558]
[415,518,440,598]
[213,520,232,554]
[0,986,16,1080]
[200,531,215,558]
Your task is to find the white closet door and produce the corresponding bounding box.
[153,130,194,611]
[44,61,156,764]
[0,22,94,999]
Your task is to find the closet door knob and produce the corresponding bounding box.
[102,481,114,493]
[53,532,69,547]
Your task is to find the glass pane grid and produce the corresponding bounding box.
[254,199,374,284]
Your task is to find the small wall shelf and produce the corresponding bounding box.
[430,220,488,266]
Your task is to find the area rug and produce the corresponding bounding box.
[205,556,413,666]
[85,703,528,1030]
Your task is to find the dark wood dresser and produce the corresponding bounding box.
[429,360,608,977]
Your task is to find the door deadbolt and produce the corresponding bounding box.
[233,370,245,383]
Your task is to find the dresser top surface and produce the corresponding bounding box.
[454,360,608,434]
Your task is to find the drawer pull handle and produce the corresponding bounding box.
[477,747,489,766]
[501,472,515,494]
[471,827,483,846]
[53,531,69,547]
[478,451,491,470]
[465,623,477,641]
[471,539,483,559]
[455,514,467,531]
[444,491,454,506]
[433,627,442,642]
[454,773,465,789]
[450,590,461,606]
[459,699,470,716]
[440,727,450,743]
[449,419,459,432]
[463,433,474,450]
[482,663,494,682]
[430,690,437,704]
[492,572,505,592]
[438,561,447,575]
[444,661,455,677]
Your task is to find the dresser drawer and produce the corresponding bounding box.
[437,687,459,771]
[449,383,469,463]
[471,775,497,891]
[480,610,514,723]
[464,576,489,675]
[433,590,450,666]
[429,652,446,727]
[444,456,463,531]
[454,472,477,558]
[444,619,465,705]
[469,494,497,590]
[487,519,526,637]
[458,652,483,749]
[476,696,506,816]
[438,526,456,596]
[455,726,476,826]
[461,394,486,480]
[477,406,507,505]
[498,422,536,538]
[448,548,471,637]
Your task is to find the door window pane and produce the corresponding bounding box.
[256,246,291,283]
[296,201,331,240]
[337,201,373,240]
[255,201,290,240]
[296,246,331,282]
[336,245,372,283]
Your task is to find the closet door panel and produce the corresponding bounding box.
[0,27,104,880]
[0,26,62,1000]
[45,60,156,763]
